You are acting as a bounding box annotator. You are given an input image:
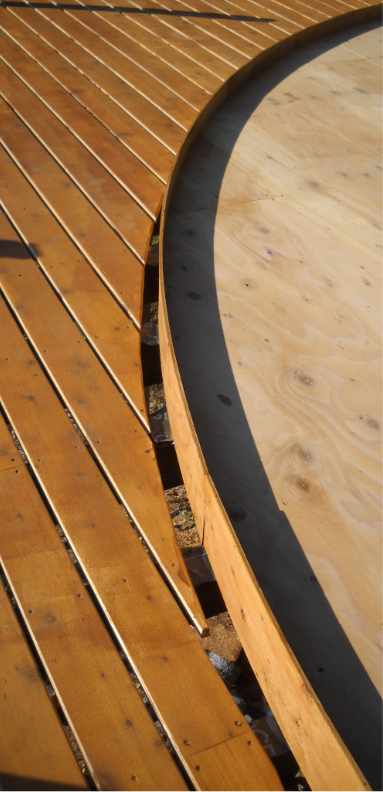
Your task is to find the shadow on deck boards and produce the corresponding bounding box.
[164,20,382,791]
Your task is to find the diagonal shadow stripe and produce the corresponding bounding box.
[1,1,274,21]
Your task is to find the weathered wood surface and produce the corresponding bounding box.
[0,0,380,788]
[162,19,382,791]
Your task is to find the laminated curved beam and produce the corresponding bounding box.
[158,4,381,791]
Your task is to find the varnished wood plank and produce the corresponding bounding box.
[0,213,206,634]
[0,148,148,423]
[0,34,163,220]
[180,0,312,36]
[0,417,186,792]
[52,0,212,109]
[3,3,186,152]
[201,0,302,36]
[149,0,267,55]
[0,103,145,323]
[0,9,175,182]
[105,0,244,77]
[0,577,88,791]
[27,0,199,128]
[126,0,252,67]
[0,294,281,792]
[85,0,228,90]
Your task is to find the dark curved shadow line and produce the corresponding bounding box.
[164,20,382,791]
[1,2,274,21]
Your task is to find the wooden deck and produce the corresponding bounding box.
[163,18,382,789]
[0,0,380,789]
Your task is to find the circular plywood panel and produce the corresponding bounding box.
[164,20,382,788]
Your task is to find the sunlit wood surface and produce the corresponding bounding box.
[164,20,382,789]
[0,0,380,788]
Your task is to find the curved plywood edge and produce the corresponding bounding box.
[159,5,382,790]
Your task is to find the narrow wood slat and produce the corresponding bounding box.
[173,0,305,40]
[0,148,148,423]
[127,0,252,67]
[0,213,207,635]
[260,0,330,22]
[140,0,272,49]
[107,0,244,77]
[0,577,88,791]
[0,33,163,220]
[0,293,282,792]
[0,9,175,183]
[91,0,229,89]
[67,0,214,103]
[203,0,302,37]
[0,418,186,792]
[51,0,212,110]
[28,0,198,128]
[193,0,304,32]
[0,103,145,324]
[150,0,266,55]
[4,3,186,152]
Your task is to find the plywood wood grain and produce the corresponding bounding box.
[161,18,381,791]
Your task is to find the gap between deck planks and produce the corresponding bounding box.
[0,293,282,792]
[0,210,208,635]
[0,0,380,788]
[0,578,88,791]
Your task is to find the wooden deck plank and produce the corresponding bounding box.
[3,3,186,153]
[0,211,207,634]
[145,0,268,55]
[105,0,243,78]
[126,0,252,67]
[0,9,175,182]
[0,33,163,219]
[0,291,282,792]
[199,0,303,37]
[51,0,212,108]
[0,578,88,791]
[84,0,229,90]
[26,0,199,128]
[174,0,310,35]
[0,148,148,424]
[0,103,146,323]
[0,419,186,792]
[174,0,303,44]
[196,0,299,38]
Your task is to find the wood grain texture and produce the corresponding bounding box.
[0,212,207,634]
[2,2,186,153]
[0,7,175,182]
[0,0,381,788]
[0,577,88,790]
[0,36,162,221]
[32,0,207,121]
[0,418,186,792]
[0,103,146,323]
[0,147,148,424]
[0,296,281,792]
[160,11,382,792]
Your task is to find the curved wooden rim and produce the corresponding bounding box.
[159,6,381,791]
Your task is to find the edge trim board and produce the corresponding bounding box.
[158,4,382,791]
